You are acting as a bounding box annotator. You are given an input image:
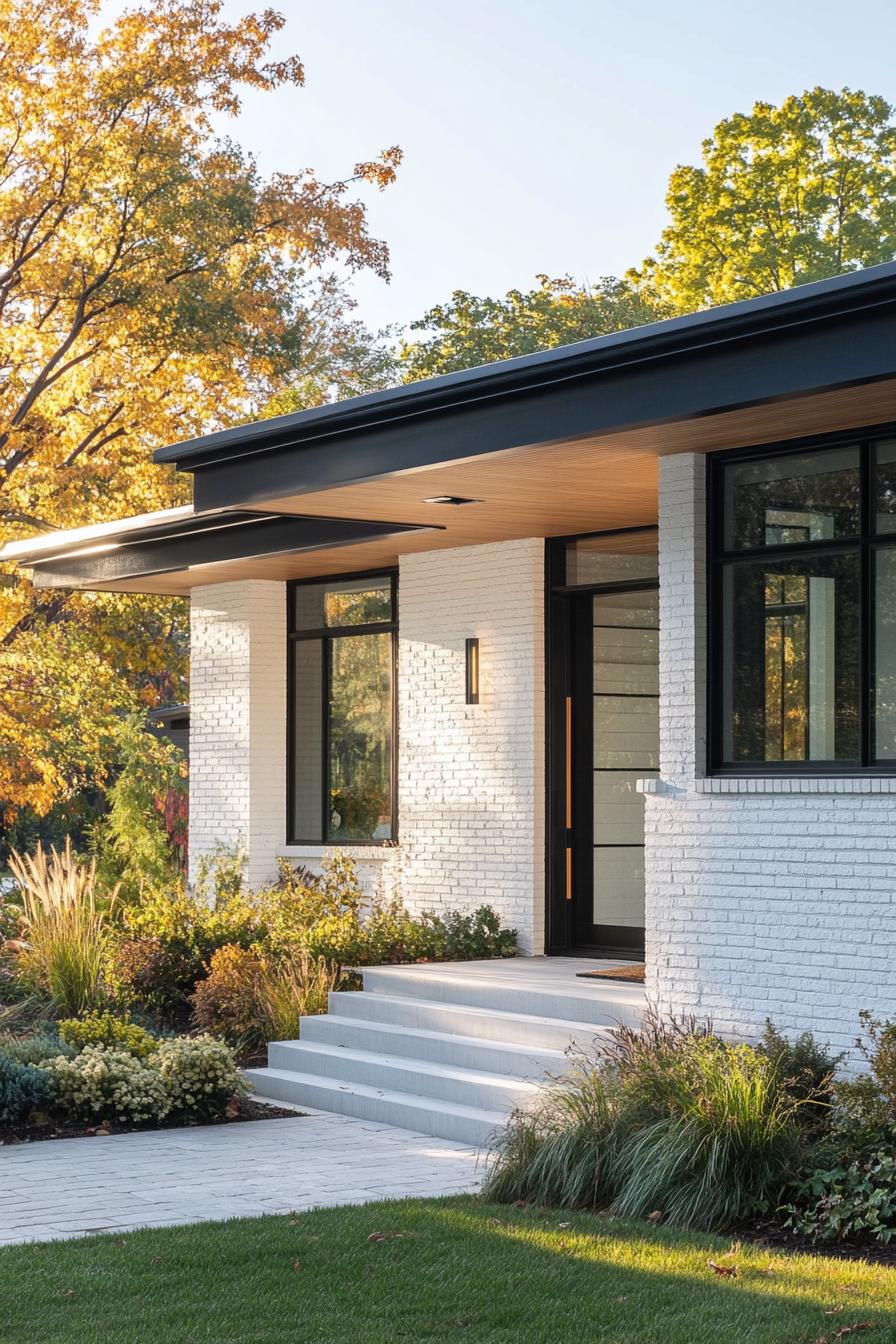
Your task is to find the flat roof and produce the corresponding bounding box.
[155,261,896,472]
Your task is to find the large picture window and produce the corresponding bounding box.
[711,436,896,771]
[288,572,396,843]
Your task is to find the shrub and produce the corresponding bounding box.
[189,945,263,1045]
[441,906,518,960]
[8,840,115,1014]
[58,1010,158,1059]
[90,714,187,901]
[756,1020,841,1131]
[155,1035,247,1121]
[856,1010,896,1114]
[0,1033,74,1066]
[783,1150,896,1244]
[190,945,339,1049]
[0,1053,56,1126]
[40,1045,169,1125]
[108,886,259,1021]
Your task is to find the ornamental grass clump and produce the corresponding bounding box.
[608,1035,805,1230]
[484,1010,817,1233]
[8,840,116,1015]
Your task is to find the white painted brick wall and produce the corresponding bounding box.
[188,580,286,891]
[646,453,896,1058]
[397,539,546,953]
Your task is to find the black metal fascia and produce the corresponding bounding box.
[188,295,896,511]
[154,263,896,489]
[28,512,433,588]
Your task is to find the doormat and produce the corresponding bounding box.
[576,965,645,984]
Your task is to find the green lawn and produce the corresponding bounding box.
[0,1197,894,1344]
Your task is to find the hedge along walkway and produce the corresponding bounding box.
[0,1112,481,1244]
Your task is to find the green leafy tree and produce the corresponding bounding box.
[400,275,659,381]
[630,87,896,313]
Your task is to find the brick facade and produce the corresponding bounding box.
[645,453,896,1058]
[188,580,286,891]
[188,539,546,951]
[396,538,546,953]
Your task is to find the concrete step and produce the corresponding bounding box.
[329,990,617,1052]
[267,1040,543,1112]
[359,964,644,1029]
[243,1067,506,1148]
[298,1013,569,1078]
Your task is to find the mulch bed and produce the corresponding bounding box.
[0,1096,302,1147]
[740,1218,896,1268]
[576,965,646,984]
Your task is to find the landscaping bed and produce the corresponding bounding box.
[0,835,517,1145]
[0,1197,894,1344]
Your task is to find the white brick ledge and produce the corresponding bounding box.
[279,845,398,864]
[639,776,896,796]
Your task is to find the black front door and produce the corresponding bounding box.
[562,584,659,954]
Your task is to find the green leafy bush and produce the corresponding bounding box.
[40,1045,170,1125]
[58,1010,158,1059]
[0,1033,74,1066]
[0,1053,56,1126]
[108,887,259,1021]
[856,1009,896,1114]
[155,1035,247,1121]
[783,1150,896,1244]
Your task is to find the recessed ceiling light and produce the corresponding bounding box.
[422,495,481,506]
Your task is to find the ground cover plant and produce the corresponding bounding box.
[1,1197,895,1344]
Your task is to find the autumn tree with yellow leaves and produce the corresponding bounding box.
[0,0,400,816]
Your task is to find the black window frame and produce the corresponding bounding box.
[286,568,398,845]
[708,425,896,775]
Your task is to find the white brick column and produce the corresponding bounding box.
[658,453,707,786]
[188,580,286,890]
[397,539,546,953]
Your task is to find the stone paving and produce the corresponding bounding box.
[0,1108,482,1245]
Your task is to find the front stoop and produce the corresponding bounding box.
[244,958,646,1148]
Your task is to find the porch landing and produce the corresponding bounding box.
[245,956,646,1148]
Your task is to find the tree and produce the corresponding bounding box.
[400,275,659,381]
[0,0,400,814]
[630,87,896,314]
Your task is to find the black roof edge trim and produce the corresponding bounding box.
[154,262,896,472]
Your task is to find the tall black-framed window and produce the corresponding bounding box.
[287,570,397,844]
[709,431,896,772]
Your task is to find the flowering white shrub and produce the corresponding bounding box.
[155,1035,247,1120]
[41,1046,170,1124]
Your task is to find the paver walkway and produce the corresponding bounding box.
[0,1110,482,1245]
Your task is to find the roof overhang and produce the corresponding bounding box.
[3,507,435,591]
[154,263,896,513]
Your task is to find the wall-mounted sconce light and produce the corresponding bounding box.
[465,638,480,704]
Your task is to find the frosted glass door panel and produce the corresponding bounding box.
[594,769,657,845]
[592,588,658,936]
[593,696,659,769]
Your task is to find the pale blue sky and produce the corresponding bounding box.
[115,0,896,333]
